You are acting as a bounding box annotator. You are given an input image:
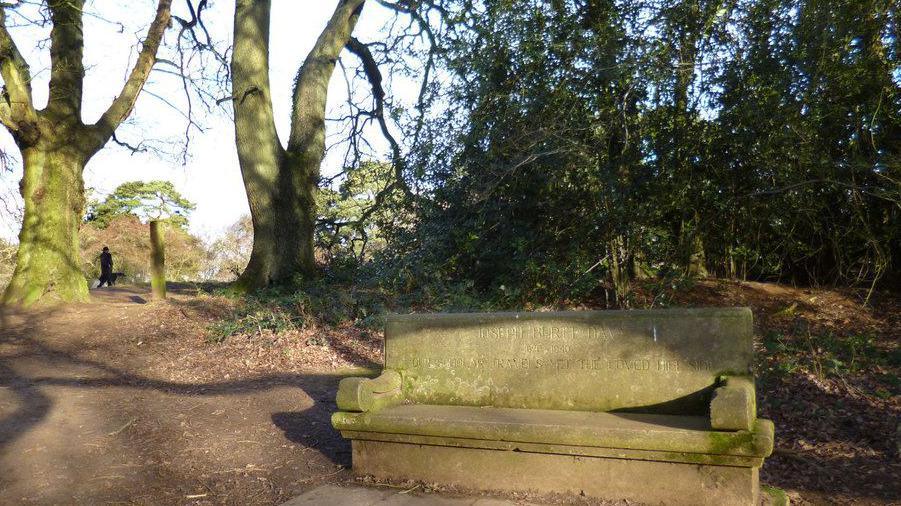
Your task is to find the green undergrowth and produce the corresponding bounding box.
[207,301,300,343]
[761,330,899,396]
[206,279,898,403]
[207,282,390,343]
[204,276,521,343]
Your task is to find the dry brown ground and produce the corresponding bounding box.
[656,281,899,505]
[0,281,897,505]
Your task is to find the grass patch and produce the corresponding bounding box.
[207,301,301,343]
[762,330,899,391]
[205,283,391,343]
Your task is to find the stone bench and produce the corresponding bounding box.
[332,308,777,505]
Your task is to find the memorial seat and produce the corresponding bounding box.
[334,404,774,465]
[331,308,782,505]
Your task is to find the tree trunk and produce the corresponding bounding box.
[688,229,708,278]
[679,214,708,278]
[608,235,630,306]
[235,163,316,292]
[231,0,304,291]
[231,0,364,292]
[149,220,166,300]
[2,146,88,305]
[0,0,171,306]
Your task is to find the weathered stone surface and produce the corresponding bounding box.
[281,484,394,506]
[338,430,765,467]
[353,440,760,506]
[332,307,775,506]
[386,308,753,413]
[337,370,403,412]
[711,376,757,431]
[280,484,531,506]
[333,405,774,457]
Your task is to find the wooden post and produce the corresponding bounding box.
[149,220,166,300]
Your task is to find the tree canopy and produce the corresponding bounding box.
[1,0,897,307]
[352,0,900,305]
[88,181,196,230]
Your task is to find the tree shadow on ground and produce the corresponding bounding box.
[0,305,359,474]
[272,410,352,467]
[759,369,901,502]
[2,301,897,504]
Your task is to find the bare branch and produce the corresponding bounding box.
[345,37,415,200]
[0,4,38,142]
[88,0,173,151]
[110,131,147,154]
[45,0,84,121]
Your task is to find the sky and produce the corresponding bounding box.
[0,0,402,243]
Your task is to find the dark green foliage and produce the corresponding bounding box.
[207,300,301,343]
[343,0,899,306]
[316,160,405,270]
[206,271,518,343]
[762,330,899,395]
[87,180,196,230]
[207,283,386,342]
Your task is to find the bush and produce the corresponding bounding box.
[80,215,206,282]
[205,282,391,343]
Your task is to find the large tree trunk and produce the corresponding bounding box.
[234,157,315,292]
[231,0,300,291]
[2,145,88,304]
[230,0,278,290]
[0,0,172,305]
[232,0,364,292]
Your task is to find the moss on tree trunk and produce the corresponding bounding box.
[231,0,364,292]
[0,0,172,306]
[149,220,166,300]
[2,147,89,305]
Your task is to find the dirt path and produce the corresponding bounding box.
[0,283,898,505]
[0,286,356,505]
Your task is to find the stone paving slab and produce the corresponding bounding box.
[282,484,536,506]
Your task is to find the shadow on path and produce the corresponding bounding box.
[0,300,374,504]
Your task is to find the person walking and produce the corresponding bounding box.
[97,247,114,288]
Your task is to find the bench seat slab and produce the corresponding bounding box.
[333,404,774,458]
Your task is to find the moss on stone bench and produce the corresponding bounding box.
[333,405,774,458]
[331,308,783,506]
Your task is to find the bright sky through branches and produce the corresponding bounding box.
[0,0,399,242]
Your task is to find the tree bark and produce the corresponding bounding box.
[2,145,88,305]
[232,0,365,292]
[149,220,166,300]
[0,0,172,305]
[231,0,285,291]
[678,214,708,278]
[670,0,716,278]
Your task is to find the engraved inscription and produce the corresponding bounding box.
[399,323,714,375]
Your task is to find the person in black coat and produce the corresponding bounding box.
[97,247,114,288]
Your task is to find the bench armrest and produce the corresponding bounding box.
[710,376,757,431]
[336,369,403,412]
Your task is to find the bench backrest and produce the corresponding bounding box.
[384,308,753,415]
